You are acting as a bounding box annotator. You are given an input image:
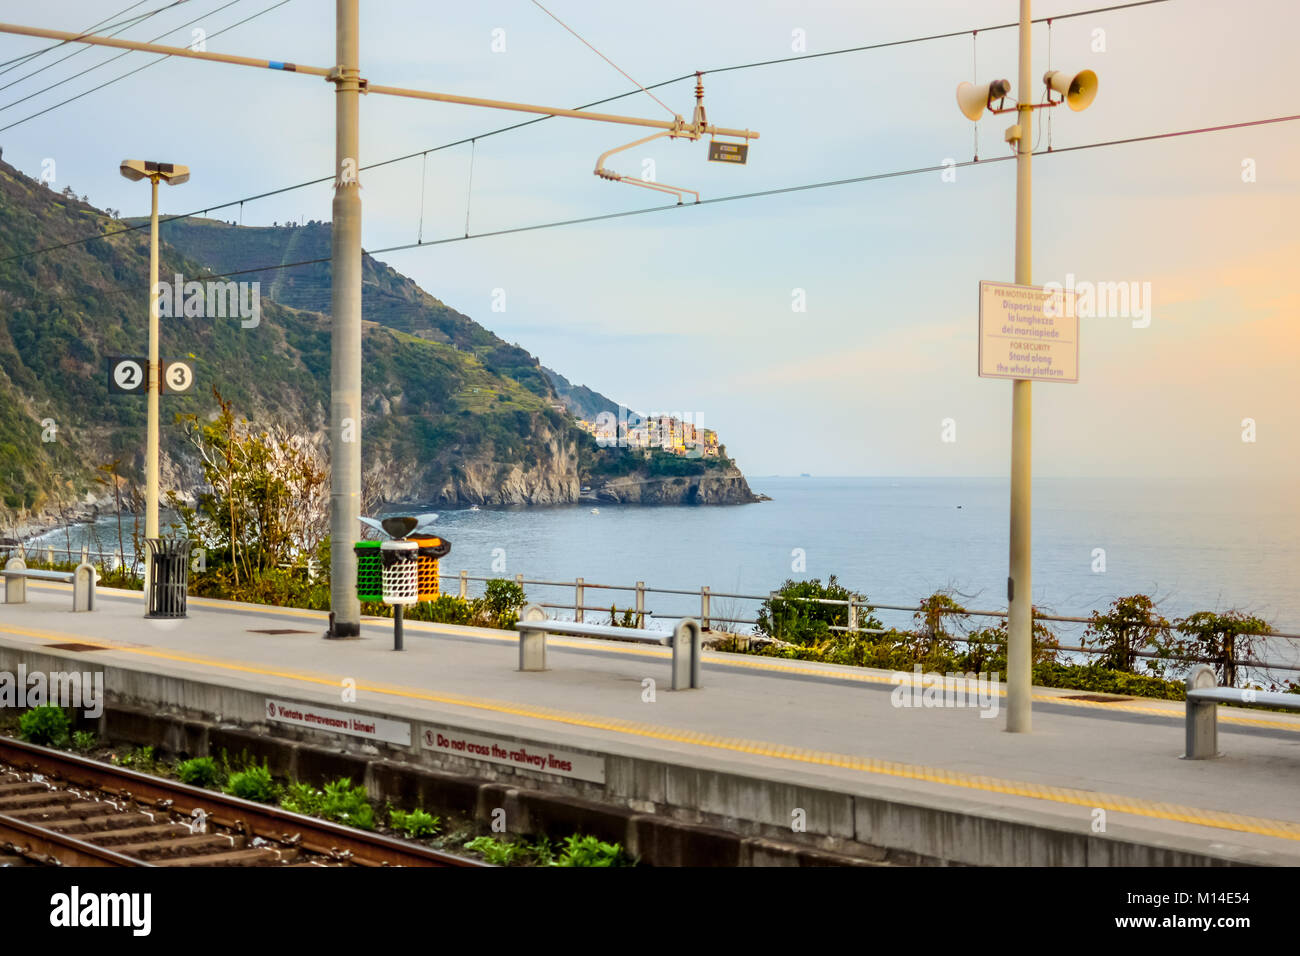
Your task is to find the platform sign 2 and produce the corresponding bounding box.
[108,356,147,394]
[107,357,197,394]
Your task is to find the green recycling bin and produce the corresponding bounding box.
[354,540,382,602]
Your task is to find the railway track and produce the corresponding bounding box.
[0,737,483,868]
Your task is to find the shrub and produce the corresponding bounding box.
[911,591,970,657]
[959,619,1060,674]
[1082,595,1174,675]
[1031,661,1183,700]
[756,577,880,645]
[480,578,526,628]
[224,763,276,802]
[389,808,441,838]
[1173,610,1272,686]
[177,756,220,788]
[420,595,477,626]
[18,705,70,747]
[71,730,97,753]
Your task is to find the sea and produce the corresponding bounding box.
[27,476,1300,645]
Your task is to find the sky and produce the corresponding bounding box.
[0,0,1295,479]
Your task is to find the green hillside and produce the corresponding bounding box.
[0,158,753,527]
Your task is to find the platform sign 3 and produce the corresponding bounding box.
[163,359,195,394]
[107,357,197,394]
[108,356,147,394]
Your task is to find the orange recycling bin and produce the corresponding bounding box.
[410,535,452,602]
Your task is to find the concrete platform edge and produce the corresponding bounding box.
[2,641,1294,867]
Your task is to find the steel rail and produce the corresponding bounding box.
[0,810,148,867]
[0,738,485,867]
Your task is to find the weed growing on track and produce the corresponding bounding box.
[464,833,633,867]
[281,778,375,830]
[177,756,220,788]
[224,763,277,802]
[388,807,441,838]
[18,705,70,747]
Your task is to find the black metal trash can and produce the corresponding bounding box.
[145,537,192,618]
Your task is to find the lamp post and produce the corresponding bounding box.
[119,160,189,597]
[956,1,1097,732]
[1,14,757,636]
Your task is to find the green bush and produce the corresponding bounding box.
[1031,661,1183,700]
[756,576,881,645]
[417,594,477,626]
[71,730,97,753]
[737,617,1183,701]
[1082,595,1174,675]
[957,620,1060,674]
[177,756,220,788]
[281,777,374,830]
[481,578,526,628]
[1173,610,1272,686]
[18,705,70,747]
[389,808,441,838]
[911,591,970,655]
[224,763,277,802]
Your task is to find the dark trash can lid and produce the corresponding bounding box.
[145,537,192,557]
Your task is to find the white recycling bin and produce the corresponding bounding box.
[380,539,419,605]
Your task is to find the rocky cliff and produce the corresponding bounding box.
[0,159,760,528]
[594,464,759,505]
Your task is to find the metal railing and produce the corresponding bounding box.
[437,570,1300,675]
[2,544,139,572]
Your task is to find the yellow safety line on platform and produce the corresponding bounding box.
[22,581,1300,733]
[4,621,1300,843]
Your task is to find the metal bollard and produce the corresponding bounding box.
[575,577,584,623]
[4,556,26,604]
[73,562,96,612]
[700,586,711,631]
[635,581,645,628]
[518,603,547,672]
[1184,664,1219,759]
[672,618,703,690]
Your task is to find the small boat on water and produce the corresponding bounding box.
[469,505,480,512]
[591,508,600,515]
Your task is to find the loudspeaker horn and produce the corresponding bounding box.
[1044,69,1098,111]
[956,78,1011,121]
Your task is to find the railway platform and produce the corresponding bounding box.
[2,581,1298,866]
